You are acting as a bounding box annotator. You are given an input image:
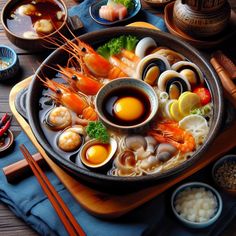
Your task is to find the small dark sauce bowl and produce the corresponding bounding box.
[95,78,159,133]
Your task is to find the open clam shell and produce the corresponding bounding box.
[79,138,117,169]
[157,70,191,99]
[172,61,204,86]
[136,54,170,86]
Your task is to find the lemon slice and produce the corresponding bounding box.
[164,99,175,119]
[179,114,209,136]
[170,100,184,121]
[178,92,201,116]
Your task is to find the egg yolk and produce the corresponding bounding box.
[86,145,108,165]
[113,97,144,121]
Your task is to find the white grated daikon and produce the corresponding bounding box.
[174,187,217,223]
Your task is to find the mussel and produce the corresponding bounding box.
[157,70,191,99]
[45,106,72,130]
[136,54,170,86]
[79,138,117,169]
[172,61,204,87]
[57,125,85,152]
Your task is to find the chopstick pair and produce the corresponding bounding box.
[20,144,86,236]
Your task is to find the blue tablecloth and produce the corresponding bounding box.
[1,132,236,236]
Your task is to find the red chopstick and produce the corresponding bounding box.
[20,145,86,236]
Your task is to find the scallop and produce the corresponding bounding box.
[136,54,170,86]
[57,125,85,152]
[153,47,186,65]
[172,61,204,86]
[45,106,72,130]
[79,138,117,169]
[157,70,191,99]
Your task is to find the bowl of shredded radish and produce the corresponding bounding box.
[171,182,222,228]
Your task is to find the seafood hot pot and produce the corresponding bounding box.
[27,27,223,192]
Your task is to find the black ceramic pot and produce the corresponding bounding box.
[27,27,223,193]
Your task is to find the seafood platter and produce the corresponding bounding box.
[27,27,223,191]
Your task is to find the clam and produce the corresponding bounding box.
[172,61,204,86]
[45,106,72,130]
[157,70,191,99]
[156,143,177,162]
[113,151,141,176]
[79,138,117,169]
[153,47,186,65]
[57,125,85,152]
[124,135,150,159]
[136,54,170,86]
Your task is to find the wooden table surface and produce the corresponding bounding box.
[0,0,236,235]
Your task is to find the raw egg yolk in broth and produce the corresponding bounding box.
[85,144,111,165]
[102,87,151,126]
[114,97,144,121]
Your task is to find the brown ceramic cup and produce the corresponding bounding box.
[173,0,231,38]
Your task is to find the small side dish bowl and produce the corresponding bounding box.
[89,0,141,26]
[171,182,222,228]
[0,45,19,82]
[95,78,159,133]
[0,129,14,155]
[1,0,68,51]
[212,154,236,196]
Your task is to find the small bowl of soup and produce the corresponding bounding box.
[1,0,68,51]
[95,78,159,133]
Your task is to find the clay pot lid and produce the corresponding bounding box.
[0,129,14,155]
[164,2,236,49]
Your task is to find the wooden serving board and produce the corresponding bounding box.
[9,77,236,219]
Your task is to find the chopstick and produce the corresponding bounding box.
[210,56,236,108]
[20,145,86,236]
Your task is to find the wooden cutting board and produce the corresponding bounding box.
[9,77,236,219]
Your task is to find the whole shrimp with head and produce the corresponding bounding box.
[45,30,139,83]
[148,120,196,153]
[40,78,97,126]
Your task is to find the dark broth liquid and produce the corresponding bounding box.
[102,87,151,126]
[6,0,65,37]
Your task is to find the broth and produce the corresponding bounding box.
[6,0,65,38]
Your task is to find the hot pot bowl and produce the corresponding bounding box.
[1,0,68,51]
[27,27,223,192]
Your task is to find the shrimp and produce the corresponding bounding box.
[148,120,195,153]
[41,78,97,121]
[57,65,102,95]
[44,26,133,79]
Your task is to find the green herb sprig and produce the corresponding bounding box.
[86,121,110,143]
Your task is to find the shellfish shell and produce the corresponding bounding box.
[79,138,117,169]
[172,61,204,86]
[136,54,170,86]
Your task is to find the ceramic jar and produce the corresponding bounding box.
[173,0,231,38]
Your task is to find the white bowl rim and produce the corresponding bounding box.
[171,181,223,227]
